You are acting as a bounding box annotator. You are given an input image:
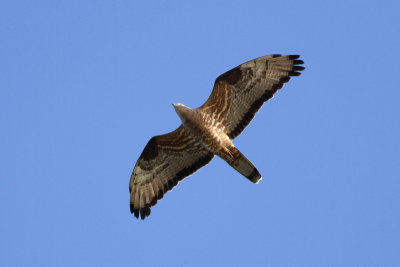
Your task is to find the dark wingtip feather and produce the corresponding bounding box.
[139,207,151,220]
[293,66,305,71]
[133,208,140,218]
[130,203,134,213]
[288,55,300,59]
[289,71,302,76]
[280,76,291,83]
[293,59,304,65]
[140,210,145,220]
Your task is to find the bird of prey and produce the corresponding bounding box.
[129,54,305,219]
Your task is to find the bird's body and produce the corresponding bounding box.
[173,103,261,183]
[173,104,232,163]
[130,54,305,219]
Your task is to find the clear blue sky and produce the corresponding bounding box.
[1,0,399,266]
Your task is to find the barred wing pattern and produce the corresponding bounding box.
[129,126,214,219]
[200,55,305,139]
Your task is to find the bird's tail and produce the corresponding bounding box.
[226,147,262,183]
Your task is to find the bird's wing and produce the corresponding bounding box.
[200,54,305,139]
[129,125,214,219]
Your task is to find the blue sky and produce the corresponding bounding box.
[1,0,399,266]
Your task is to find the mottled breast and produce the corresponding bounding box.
[196,111,232,155]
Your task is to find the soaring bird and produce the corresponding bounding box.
[129,54,305,219]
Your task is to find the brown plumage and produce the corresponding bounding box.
[129,54,305,219]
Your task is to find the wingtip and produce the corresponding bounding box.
[288,55,300,60]
[133,209,140,219]
[140,207,151,220]
[293,66,305,71]
[293,59,304,65]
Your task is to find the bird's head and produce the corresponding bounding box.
[172,103,187,113]
[172,103,191,122]
[172,103,185,108]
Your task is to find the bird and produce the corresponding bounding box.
[129,54,305,219]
